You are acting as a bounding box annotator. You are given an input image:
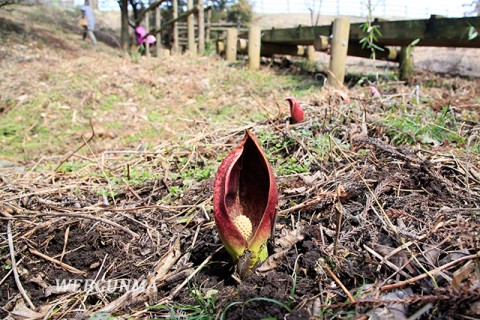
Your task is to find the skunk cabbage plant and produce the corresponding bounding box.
[213,130,278,278]
[286,96,304,124]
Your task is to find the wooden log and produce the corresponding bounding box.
[173,0,179,53]
[226,28,237,62]
[238,38,247,51]
[263,25,331,45]
[155,6,161,57]
[248,25,261,70]
[306,45,316,62]
[399,46,414,82]
[316,35,397,61]
[347,43,398,61]
[145,10,150,57]
[162,48,171,57]
[238,39,306,57]
[313,35,329,51]
[263,16,480,48]
[216,40,225,54]
[197,0,205,54]
[209,27,248,32]
[187,0,196,54]
[328,18,350,88]
[261,44,305,57]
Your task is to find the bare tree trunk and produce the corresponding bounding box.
[120,0,129,50]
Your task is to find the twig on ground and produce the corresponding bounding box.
[1,185,79,203]
[364,245,411,279]
[29,247,86,275]
[333,201,343,256]
[54,119,95,172]
[381,252,480,291]
[168,246,223,299]
[7,221,35,309]
[3,211,139,238]
[319,258,356,302]
[0,257,23,287]
[59,225,70,262]
[123,180,143,201]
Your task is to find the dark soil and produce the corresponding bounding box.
[2,126,479,319]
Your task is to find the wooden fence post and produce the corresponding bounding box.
[216,40,225,55]
[187,0,196,54]
[399,46,414,82]
[197,0,205,54]
[306,45,316,62]
[173,0,179,53]
[155,6,161,57]
[206,7,212,42]
[145,10,151,57]
[248,25,261,70]
[226,28,237,62]
[328,18,350,88]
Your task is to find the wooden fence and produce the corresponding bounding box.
[139,3,480,85]
[216,15,480,85]
[141,2,247,57]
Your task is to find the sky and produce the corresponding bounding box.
[253,0,473,18]
[91,0,476,18]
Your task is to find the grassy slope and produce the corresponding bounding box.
[0,6,320,163]
[1,6,478,189]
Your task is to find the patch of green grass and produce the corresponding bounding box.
[88,164,163,201]
[98,95,122,112]
[150,285,219,319]
[104,121,124,130]
[133,84,151,100]
[220,297,291,320]
[147,110,166,124]
[56,160,92,173]
[381,105,466,147]
[0,91,87,159]
[256,128,349,176]
[257,130,312,176]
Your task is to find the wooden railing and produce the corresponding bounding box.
[216,15,480,85]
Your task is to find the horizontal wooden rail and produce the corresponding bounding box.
[261,16,480,48]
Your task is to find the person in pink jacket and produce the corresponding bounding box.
[135,25,156,47]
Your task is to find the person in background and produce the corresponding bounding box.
[81,0,97,45]
[135,25,156,49]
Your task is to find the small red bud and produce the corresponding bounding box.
[285,97,305,124]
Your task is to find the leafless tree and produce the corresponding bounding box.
[463,0,480,16]
[304,0,322,26]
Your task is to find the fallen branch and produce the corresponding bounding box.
[381,252,480,291]
[169,246,223,299]
[54,120,95,172]
[319,258,356,302]
[29,248,86,275]
[7,221,35,309]
[3,211,139,238]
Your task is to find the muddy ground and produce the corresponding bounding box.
[2,125,479,319]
